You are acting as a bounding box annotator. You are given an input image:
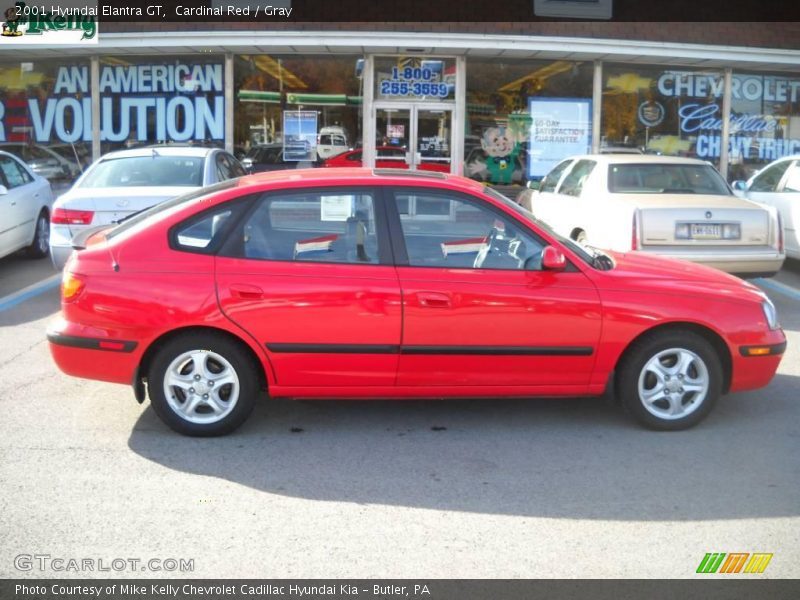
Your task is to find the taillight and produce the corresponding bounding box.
[631,211,639,251]
[61,271,85,302]
[52,208,94,225]
[777,211,784,253]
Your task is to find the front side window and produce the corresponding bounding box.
[227,190,380,265]
[558,159,596,197]
[540,160,573,193]
[392,190,545,270]
[750,160,792,192]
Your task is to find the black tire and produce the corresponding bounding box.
[147,333,259,436]
[616,330,722,431]
[27,210,50,258]
[572,229,587,245]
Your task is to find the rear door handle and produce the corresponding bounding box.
[417,292,451,308]
[230,284,264,300]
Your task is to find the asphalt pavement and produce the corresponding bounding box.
[0,254,798,579]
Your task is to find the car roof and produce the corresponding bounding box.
[235,167,485,194]
[98,146,217,160]
[567,154,713,166]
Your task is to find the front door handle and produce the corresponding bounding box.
[417,292,451,308]
[230,284,264,300]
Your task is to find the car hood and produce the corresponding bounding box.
[612,193,763,210]
[592,250,766,303]
[55,186,196,211]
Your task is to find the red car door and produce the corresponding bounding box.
[215,187,402,387]
[387,187,602,389]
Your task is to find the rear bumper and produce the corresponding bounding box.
[639,247,785,276]
[49,225,74,270]
[47,321,141,385]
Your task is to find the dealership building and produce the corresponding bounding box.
[1,16,799,186]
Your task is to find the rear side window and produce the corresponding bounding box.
[223,190,380,265]
[175,209,233,250]
[0,156,28,188]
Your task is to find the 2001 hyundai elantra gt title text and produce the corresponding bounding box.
[47,169,786,436]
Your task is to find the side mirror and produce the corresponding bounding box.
[541,245,567,271]
[0,184,7,195]
[731,180,747,191]
[526,179,540,191]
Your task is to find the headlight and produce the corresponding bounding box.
[762,298,779,330]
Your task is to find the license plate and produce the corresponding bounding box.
[689,223,722,239]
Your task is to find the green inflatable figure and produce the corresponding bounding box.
[467,122,528,185]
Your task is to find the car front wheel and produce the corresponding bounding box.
[148,333,258,436]
[617,331,722,430]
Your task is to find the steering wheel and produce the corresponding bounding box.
[473,226,503,269]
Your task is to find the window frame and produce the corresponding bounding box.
[217,185,395,267]
[382,185,557,272]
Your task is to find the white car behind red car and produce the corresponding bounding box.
[0,150,54,261]
[49,146,245,269]
[517,155,784,277]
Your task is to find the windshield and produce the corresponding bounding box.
[79,155,205,188]
[608,163,731,195]
[482,186,600,267]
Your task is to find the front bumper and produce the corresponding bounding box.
[639,247,785,277]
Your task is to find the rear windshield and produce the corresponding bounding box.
[608,163,731,195]
[79,155,205,188]
[106,179,238,241]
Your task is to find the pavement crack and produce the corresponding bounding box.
[0,338,46,370]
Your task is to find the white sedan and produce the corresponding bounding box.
[517,155,785,277]
[50,146,246,269]
[0,150,54,261]
[733,155,800,260]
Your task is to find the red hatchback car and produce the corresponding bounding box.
[48,169,786,436]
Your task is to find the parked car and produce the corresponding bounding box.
[516,155,785,277]
[732,155,800,260]
[0,142,81,183]
[322,146,450,172]
[0,150,54,260]
[316,126,349,160]
[241,143,319,174]
[48,169,785,436]
[49,146,245,269]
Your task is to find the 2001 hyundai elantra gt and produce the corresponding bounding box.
[47,169,786,436]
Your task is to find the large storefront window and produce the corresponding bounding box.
[0,58,91,192]
[98,55,226,154]
[234,54,364,163]
[466,59,593,186]
[728,71,800,181]
[601,65,725,167]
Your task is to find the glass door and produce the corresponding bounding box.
[373,103,454,173]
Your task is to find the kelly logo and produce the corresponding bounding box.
[696,552,773,574]
[1,2,97,43]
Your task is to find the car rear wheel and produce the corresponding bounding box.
[148,333,258,436]
[27,210,50,258]
[617,331,722,430]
